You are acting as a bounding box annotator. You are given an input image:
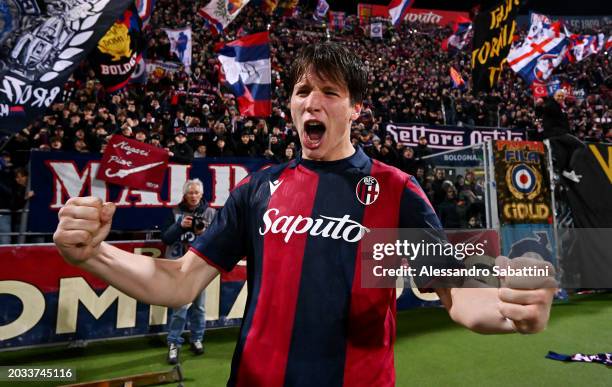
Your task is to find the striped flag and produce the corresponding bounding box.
[388,0,413,26]
[216,31,271,117]
[135,0,156,27]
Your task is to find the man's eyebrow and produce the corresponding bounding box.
[294,83,311,90]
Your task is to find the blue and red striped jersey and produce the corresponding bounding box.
[191,147,442,387]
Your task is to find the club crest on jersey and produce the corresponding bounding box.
[356,176,380,205]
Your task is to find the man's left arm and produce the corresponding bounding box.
[398,176,556,334]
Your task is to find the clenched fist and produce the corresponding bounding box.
[496,256,557,334]
[53,197,116,265]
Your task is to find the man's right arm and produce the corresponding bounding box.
[53,197,219,308]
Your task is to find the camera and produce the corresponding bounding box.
[192,207,207,231]
[180,208,208,243]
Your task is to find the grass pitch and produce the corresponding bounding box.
[1,293,610,386]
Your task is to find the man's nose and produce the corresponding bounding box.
[304,91,323,113]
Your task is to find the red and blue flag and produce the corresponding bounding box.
[388,0,413,26]
[216,31,272,117]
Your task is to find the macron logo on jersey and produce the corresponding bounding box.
[269,179,283,195]
[259,208,370,243]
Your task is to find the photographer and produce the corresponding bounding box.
[161,179,216,364]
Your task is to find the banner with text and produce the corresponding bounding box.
[90,2,145,92]
[517,14,612,30]
[471,0,519,92]
[493,140,552,224]
[0,241,248,349]
[385,123,525,153]
[403,8,470,27]
[27,151,271,232]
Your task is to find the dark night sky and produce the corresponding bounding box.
[318,1,611,16]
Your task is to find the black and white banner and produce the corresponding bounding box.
[384,123,525,152]
[0,0,42,45]
[0,0,132,133]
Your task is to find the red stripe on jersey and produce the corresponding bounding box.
[235,166,319,387]
[344,160,404,387]
[233,175,251,191]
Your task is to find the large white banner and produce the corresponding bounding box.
[164,27,192,72]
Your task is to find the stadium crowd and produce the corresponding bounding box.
[1,0,611,237]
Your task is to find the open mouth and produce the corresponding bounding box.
[303,120,326,148]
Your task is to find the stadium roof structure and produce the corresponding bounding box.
[322,0,608,16]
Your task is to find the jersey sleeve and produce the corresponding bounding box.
[399,175,464,289]
[190,177,251,273]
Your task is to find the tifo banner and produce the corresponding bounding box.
[90,3,145,92]
[97,135,169,192]
[471,0,519,92]
[27,151,271,232]
[0,0,132,133]
[385,123,525,152]
[493,141,552,224]
[403,8,470,27]
[0,0,42,45]
[0,241,248,349]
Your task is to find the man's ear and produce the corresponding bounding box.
[351,103,362,121]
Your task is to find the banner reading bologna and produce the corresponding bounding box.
[493,140,552,224]
[471,0,519,92]
[27,151,271,232]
